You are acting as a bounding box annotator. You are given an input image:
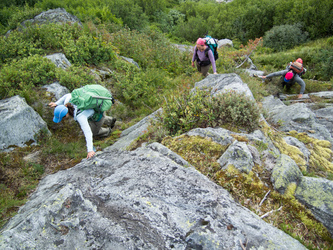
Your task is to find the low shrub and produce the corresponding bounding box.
[158,89,261,136]
[0,55,57,98]
[263,23,309,52]
[112,59,176,112]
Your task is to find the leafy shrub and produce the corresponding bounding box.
[63,32,116,66]
[158,89,261,136]
[0,29,44,65]
[112,59,175,111]
[110,27,190,75]
[55,66,96,91]
[263,23,309,52]
[0,55,57,98]
[0,22,117,67]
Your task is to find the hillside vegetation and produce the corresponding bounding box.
[0,0,333,249]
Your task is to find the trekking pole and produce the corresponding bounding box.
[91,96,113,100]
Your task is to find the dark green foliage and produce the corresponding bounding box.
[54,66,96,91]
[0,22,117,67]
[0,55,57,98]
[159,89,261,136]
[263,23,308,52]
[111,27,190,74]
[112,59,176,111]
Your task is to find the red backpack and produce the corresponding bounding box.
[289,61,303,74]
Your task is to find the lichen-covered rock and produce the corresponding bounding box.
[0,144,307,249]
[283,136,311,163]
[186,127,234,146]
[295,177,333,236]
[262,96,333,146]
[22,8,82,27]
[218,141,254,173]
[43,82,69,100]
[271,154,303,194]
[0,96,50,151]
[44,53,72,69]
[192,73,255,100]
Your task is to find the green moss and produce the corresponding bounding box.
[162,135,227,177]
[261,122,307,171]
[289,131,333,175]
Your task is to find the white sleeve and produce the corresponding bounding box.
[76,110,95,152]
[55,94,72,106]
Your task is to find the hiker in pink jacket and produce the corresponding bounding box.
[191,38,217,77]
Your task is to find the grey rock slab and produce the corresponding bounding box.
[104,108,162,151]
[0,96,50,151]
[271,154,303,194]
[192,73,254,100]
[42,82,69,100]
[186,127,235,146]
[262,95,333,146]
[0,146,306,249]
[22,8,82,27]
[44,53,72,69]
[295,177,333,236]
[218,140,254,173]
[120,56,140,69]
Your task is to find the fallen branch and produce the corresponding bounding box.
[259,190,271,206]
[239,239,246,250]
[260,206,283,219]
[235,51,253,69]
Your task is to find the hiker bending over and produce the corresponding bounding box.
[259,58,306,99]
[191,38,217,77]
[48,93,116,159]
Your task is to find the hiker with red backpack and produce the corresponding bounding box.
[48,85,116,159]
[259,58,306,99]
[191,37,218,77]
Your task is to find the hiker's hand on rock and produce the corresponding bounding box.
[298,94,303,99]
[87,151,95,159]
[48,102,57,108]
[260,76,266,79]
[213,72,217,75]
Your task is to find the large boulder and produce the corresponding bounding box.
[43,82,70,100]
[262,95,333,145]
[0,144,307,249]
[270,154,303,194]
[44,53,72,69]
[0,96,50,151]
[192,73,254,100]
[218,141,254,173]
[295,177,333,236]
[21,8,82,27]
[105,108,162,152]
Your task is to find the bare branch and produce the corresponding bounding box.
[260,206,283,219]
[259,190,271,206]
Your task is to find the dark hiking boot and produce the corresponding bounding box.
[109,117,116,129]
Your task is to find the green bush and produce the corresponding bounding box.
[55,65,96,91]
[63,32,116,66]
[158,89,261,136]
[112,59,175,111]
[0,55,57,98]
[111,27,190,74]
[0,22,117,67]
[263,23,309,52]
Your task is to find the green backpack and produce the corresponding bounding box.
[71,84,114,121]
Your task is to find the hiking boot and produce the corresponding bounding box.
[108,117,117,129]
[104,116,116,128]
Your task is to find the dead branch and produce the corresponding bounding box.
[239,239,246,250]
[259,190,271,206]
[260,206,283,219]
